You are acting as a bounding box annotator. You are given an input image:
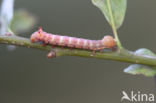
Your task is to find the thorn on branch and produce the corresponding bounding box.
[47,50,56,58]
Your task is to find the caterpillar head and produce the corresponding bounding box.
[102,35,116,48]
[30,27,44,42]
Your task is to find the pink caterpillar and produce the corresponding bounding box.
[30,27,116,51]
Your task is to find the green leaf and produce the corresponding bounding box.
[10,9,37,34]
[0,0,14,35]
[124,64,156,77]
[92,0,127,29]
[135,48,156,57]
[124,48,156,77]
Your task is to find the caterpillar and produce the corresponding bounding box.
[30,27,116,51]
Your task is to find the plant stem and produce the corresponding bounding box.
[0,35,156,67]
[107,0,122,48]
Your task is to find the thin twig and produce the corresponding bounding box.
[0,35,156,67]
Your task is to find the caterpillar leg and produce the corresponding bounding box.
[91,50,96,55]
[51,45,55,48]
[93,50,96,54]
[41,42,46,47]
[111,46,117,51]
[61,46,64,49]
[69,47,73,50]
[100,49,103,53]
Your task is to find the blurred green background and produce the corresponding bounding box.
[0,0,156,103]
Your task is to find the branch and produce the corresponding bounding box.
[0,35,156,67]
